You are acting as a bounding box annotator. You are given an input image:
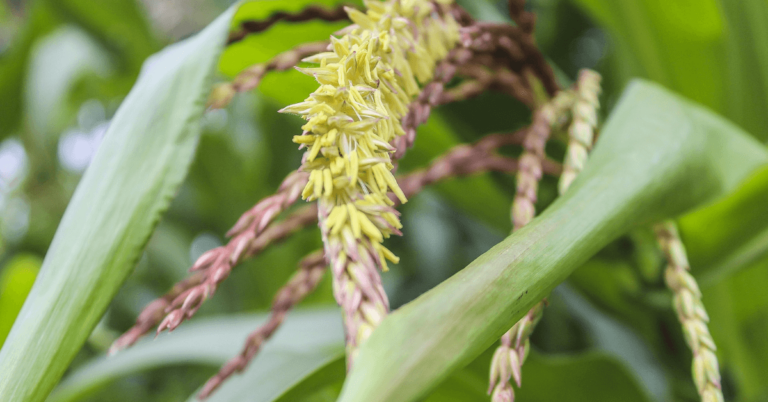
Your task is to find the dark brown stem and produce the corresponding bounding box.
[508,0,536,37]
[459,22,558,98]
[227,5,351,44]
[448,64,534,107]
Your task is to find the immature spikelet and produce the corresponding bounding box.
[491,71,602,402]
[280,0,460,365]
[655,221,724,402]
[558,69,601,194]
[510,90,574,230]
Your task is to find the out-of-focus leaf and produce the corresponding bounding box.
[0,0,159,139]
[679,164,768,285]
[706,262,768,400]
[0,6,238,401]
[0,254,41,347]
[49,309,342,402]
[200,351,344,402]
[0,2,60,138]
[271,356,346,402]
[47,0,159,73]
[25,26,112,134]
[336,80,768,402]
[571,0,768,141]
[515,352,652,402]
[425,344,652,402]
[265,328,653,402]
[718,0,768,142]
[555,285,667,400]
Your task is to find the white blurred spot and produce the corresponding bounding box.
[0,139,28,192]
[58,121,109,173]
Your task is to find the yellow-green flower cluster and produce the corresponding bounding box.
[280,0,459,361]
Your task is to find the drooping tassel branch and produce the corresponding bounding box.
[198,250,327,399]
[116,0,575,390]
[490,69,601,402]
[655,221,724,402]
[198,127,561,399]
[489,90,574,402]
[111,129,552,359]
[511,90,574,231]
[559,69,601,193]
[110,171,314,353]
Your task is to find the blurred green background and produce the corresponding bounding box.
[1,0,768,401]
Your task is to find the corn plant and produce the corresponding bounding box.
[1,1,768,402]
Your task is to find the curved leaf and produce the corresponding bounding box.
[0,6,238,401]
[337,80,768,402]
[49,309,343,402]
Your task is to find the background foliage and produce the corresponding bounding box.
[0,0,767,401]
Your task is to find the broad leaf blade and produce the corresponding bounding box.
[49,309,343,402]
[0,7,237,401]
[679,164,768,284]
[337,80,768,402]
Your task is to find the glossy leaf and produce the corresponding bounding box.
[0,6,238,401]
[337,80,768,402]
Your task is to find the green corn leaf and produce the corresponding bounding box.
[337,80,768,402]
[48,309,343,402]
[0,6,238,401]
[0,0,160,139]
[270,356,346,402]
[706,264,768,400]
[46,0,159,74]
[680,164,768,285]
[425,350,652,402]
[571,0,768,142]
